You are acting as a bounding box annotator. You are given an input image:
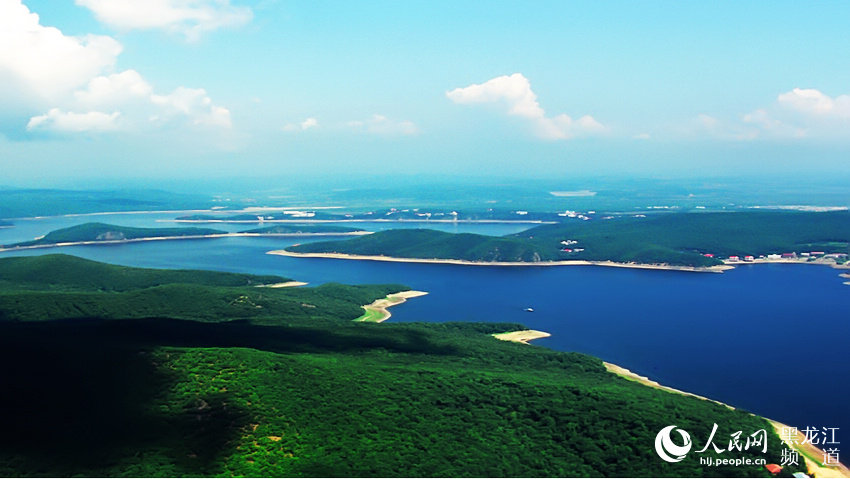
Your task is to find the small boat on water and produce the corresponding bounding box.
[524,307,534,312]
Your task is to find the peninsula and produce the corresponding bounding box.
[278,211,850,269]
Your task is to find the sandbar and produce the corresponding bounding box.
[493,330,551,344]
[267,250,732,273]
[356,290,429,322]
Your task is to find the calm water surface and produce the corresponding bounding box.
[1,215,847,439]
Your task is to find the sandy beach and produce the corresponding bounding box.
[492,330,552,344]
[356,290,429,322]
[267,250,732,273]
[603,362,733,409]
[606,362,849,475]
[255,281,308,288]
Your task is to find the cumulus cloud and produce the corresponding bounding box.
[27,109,121,132]
[282,117,319,132]
[348,115,419,135]
[151,86,232,127]
[446,73,604,140]
[777,88,850,119]
[0,1,231,135]
[734,88,850,140]
[75,0,253,41]
[0,0,121,105]
[683,88,850,141]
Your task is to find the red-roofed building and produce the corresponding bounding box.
[765,464,782,475]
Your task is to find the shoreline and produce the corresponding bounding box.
[724,257,850,270]
[493,330,552,344]
[355,290,429,322]
[603,362,734,409]
[267,250,732,273]
[10,207,345,221]
[0,232,370,253]
[173,218,556,225]
[255,281,308,288]
[606,362,850,475]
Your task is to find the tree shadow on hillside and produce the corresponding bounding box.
[0,318,459,476]
[0,327,251,476]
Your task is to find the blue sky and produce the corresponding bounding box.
[2,0,850,185]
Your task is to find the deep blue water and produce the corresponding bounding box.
[0,215,847,440]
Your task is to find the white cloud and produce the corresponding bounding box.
[777,88,850,119]
[446,73,605,140]
[151,87,232,127]
[447,73,545,119]
[727,88,850,140]
[0,1,121,105]
[0,1,232,134]
[75,0,253,41]
[74,70,153,108]
[282,117,319,132]
[684,88,850,141]
[348,115,419,135]
[27,108,121,132]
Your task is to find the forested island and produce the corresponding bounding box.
[0,222,367,251]
[282,211,850,269]
[0,254,805,477]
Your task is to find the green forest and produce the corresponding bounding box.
[0,255,806,477]
[2,222,370,251]
[288,211,850,267]
[4,223,226,249]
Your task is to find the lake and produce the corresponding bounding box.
[1,213,847,441]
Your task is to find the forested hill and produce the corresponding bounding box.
[3,223,226,249]
[0,254,290,292]
[0,255,803,477]
[286,211,850,267]
[288,229,552,262]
